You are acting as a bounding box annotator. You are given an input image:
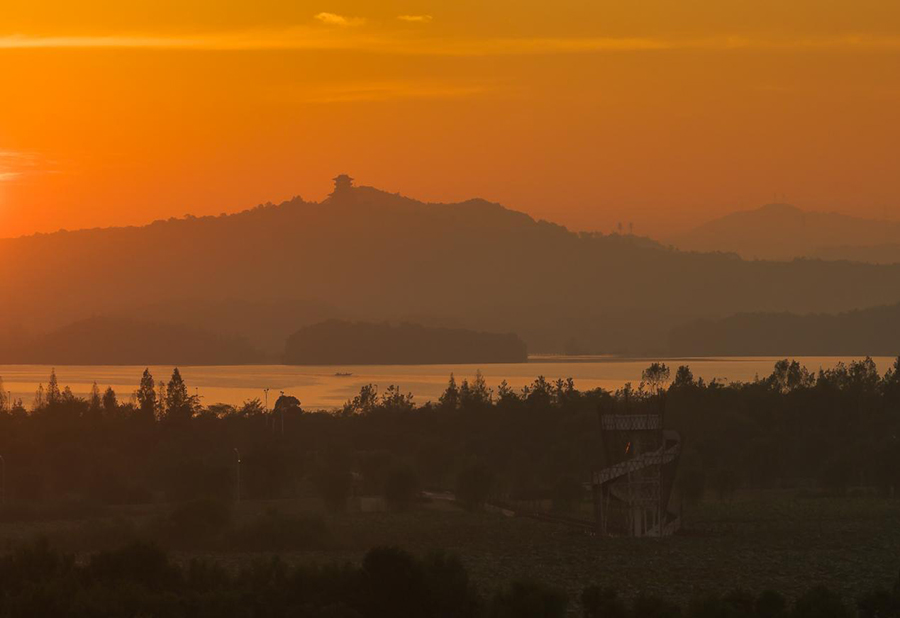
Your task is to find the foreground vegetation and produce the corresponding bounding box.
[0,359,898,615]
[1,527,899,618]
[3,492,899,610]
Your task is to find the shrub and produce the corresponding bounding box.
[792,586,852,618]
[490,580,568,618]
[361,546,427,618]
[422,550,482,618]
[582,585,627,618]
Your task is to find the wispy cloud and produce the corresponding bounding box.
[314,12,364,27]
[295,80,489,103]
[1,31,900,55]
[0,34,198,49]
[397,15,433,23]
[0,150,51,183]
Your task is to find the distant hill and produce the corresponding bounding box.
[284,320,527,365]
[0,316,263,365]
[113,298,342,356]
[3,178,900,357]
[668,203,900,263]
[668,303,900,357]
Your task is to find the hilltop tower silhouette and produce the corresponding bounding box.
[331,174,354,196]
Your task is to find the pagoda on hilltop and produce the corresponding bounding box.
[331,174,354,196]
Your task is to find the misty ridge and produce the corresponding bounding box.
[669,302,900,357]
[2,177,900,360]
[667,202,900,263]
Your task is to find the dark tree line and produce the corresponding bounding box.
[1,358,899,510]
[1,539,898,618]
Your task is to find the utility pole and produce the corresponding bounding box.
[233,448,241,503]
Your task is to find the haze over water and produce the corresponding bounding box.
[2,356,894,410]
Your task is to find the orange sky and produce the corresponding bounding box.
[2,0,900,239]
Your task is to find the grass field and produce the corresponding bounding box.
[2,491,898,612]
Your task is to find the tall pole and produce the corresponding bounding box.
[233,448,241,503]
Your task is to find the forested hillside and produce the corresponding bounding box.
[4,183,900,355]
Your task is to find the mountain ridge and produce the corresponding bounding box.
[3,178,900,357]
[668,203,900,263]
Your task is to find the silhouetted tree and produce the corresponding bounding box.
[32,383,45,410]
[524,376,553,407]
[47,368,61,406]
[672,365,695,389]
[440,374,460,411]
[496,380,519,407]
[89,382,102,413]
[165,368,194,422]
[642,362,671,393]
[342,384,378,416]
[102,387,118,414]
[136,368,157,418]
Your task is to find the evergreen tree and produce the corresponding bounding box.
[32,383,45,411]
[61,386,76,404]
[884,356,900,404]
[89,382,102,412]
[156,381,167,417]
[102,387,118,414]
[166,368,194,421]
[459,371,492,409]
[136,369,157,417]
[439,373,459,410]
[46,369,61,405]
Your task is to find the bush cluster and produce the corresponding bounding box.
[0,540,898,618]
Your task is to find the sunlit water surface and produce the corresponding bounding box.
[0,356,894,411]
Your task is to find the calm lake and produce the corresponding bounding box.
[1,356,895,411]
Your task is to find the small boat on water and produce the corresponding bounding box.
[334,372,353,377]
